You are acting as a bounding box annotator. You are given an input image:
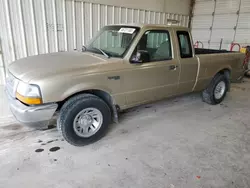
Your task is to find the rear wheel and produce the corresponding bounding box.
[57,94,111,146]
[202,74,229,105]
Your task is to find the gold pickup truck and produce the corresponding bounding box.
[6,24,246,146]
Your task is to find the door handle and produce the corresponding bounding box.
[169,65,178,70]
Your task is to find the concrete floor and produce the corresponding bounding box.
[0,86,16,126]
[0,79,250,188]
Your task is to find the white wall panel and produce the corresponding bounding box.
[234,0,250,46]
[164,0,191,15]
[235,29,250,44]
[237,13,250,29]
[8,0,27,59]
[22,0,38,56]
[44,0,57,53]
[208,43,220,50]
[210,29,235,43]
[240,0,250,13]
[215,0,240,14]
[55,0,67,52]
[213,14,238,29]
[192,0,250,51]
[192,15,213,29]
[0,0,15,65]
[193,0,215,15]
[83,0,191,15]
[33,0,49,54]
[0,0,189,84]
[191,0,214,49]
[0,41,4,84]
[192,29,211,42]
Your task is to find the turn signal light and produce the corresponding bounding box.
[16,92,42,105]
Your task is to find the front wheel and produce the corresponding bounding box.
[57,94,111,146]
[202,74,229,105]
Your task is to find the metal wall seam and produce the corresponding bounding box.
[97,4,101,30]
[125,8,128,23]
[143,10,146,23]
[81,1,85,45]
[72,0,76,49]
[233,0,242,42]
[112,6,115,24]
[180,15,183,26]
[41,0,49,53]
[18,0,28,57]
[105,5,108,25]
[173,14,176,20]
[105,5,108,47]
[0,40,6,83]
[137,9,140,23]
[148,11,151,23]
[163,13,166,24]
[131,9,134,23]
[3,0,16,61]
[158,13,161,24]
[153,12,156,23]
[52,0,58,52]
[208,0,217,48]
[186,16,189,27]
[30,0,38,55]
[63,0,68,51]
[119,7,122,23]
[89,3,93,39]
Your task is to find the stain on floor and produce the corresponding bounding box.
[35,149,44,153]
[49,147,60,152]
[47,139,58,144]
[1,124,22,130]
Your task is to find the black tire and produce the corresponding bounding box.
[202,74,229,105]
[57,94,111,146]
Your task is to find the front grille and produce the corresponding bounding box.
[5,72,18,98]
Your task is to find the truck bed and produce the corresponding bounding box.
[195,48,234,55]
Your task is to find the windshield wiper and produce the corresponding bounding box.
[92,47,110,58]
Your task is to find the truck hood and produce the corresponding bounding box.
[8,52,107,82]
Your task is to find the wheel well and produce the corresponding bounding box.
[58,90,119,123]
[218,68,231,78]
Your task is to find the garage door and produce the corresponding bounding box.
[0,0,189,85]
[192,0,250,50]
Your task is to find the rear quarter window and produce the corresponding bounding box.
[177,31,193,58]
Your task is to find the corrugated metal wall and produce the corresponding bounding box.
[0,0,189,85]
[192,0,250,50]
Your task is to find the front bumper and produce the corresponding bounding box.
[6,91,58,127]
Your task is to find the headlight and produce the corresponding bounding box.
[5,70,9,79]
[16,81,42,105]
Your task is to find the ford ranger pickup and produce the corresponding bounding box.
[6,24,247,146]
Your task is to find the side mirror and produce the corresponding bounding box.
[131,50,150,64]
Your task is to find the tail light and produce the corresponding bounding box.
[242,46,250,68]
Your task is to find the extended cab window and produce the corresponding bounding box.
[132,30,172,63]
[177,31,193,58]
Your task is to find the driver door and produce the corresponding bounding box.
[124,29,180,106]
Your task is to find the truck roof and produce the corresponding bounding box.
[108,23,188,30]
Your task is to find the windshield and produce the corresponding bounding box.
[86,26,140,58]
